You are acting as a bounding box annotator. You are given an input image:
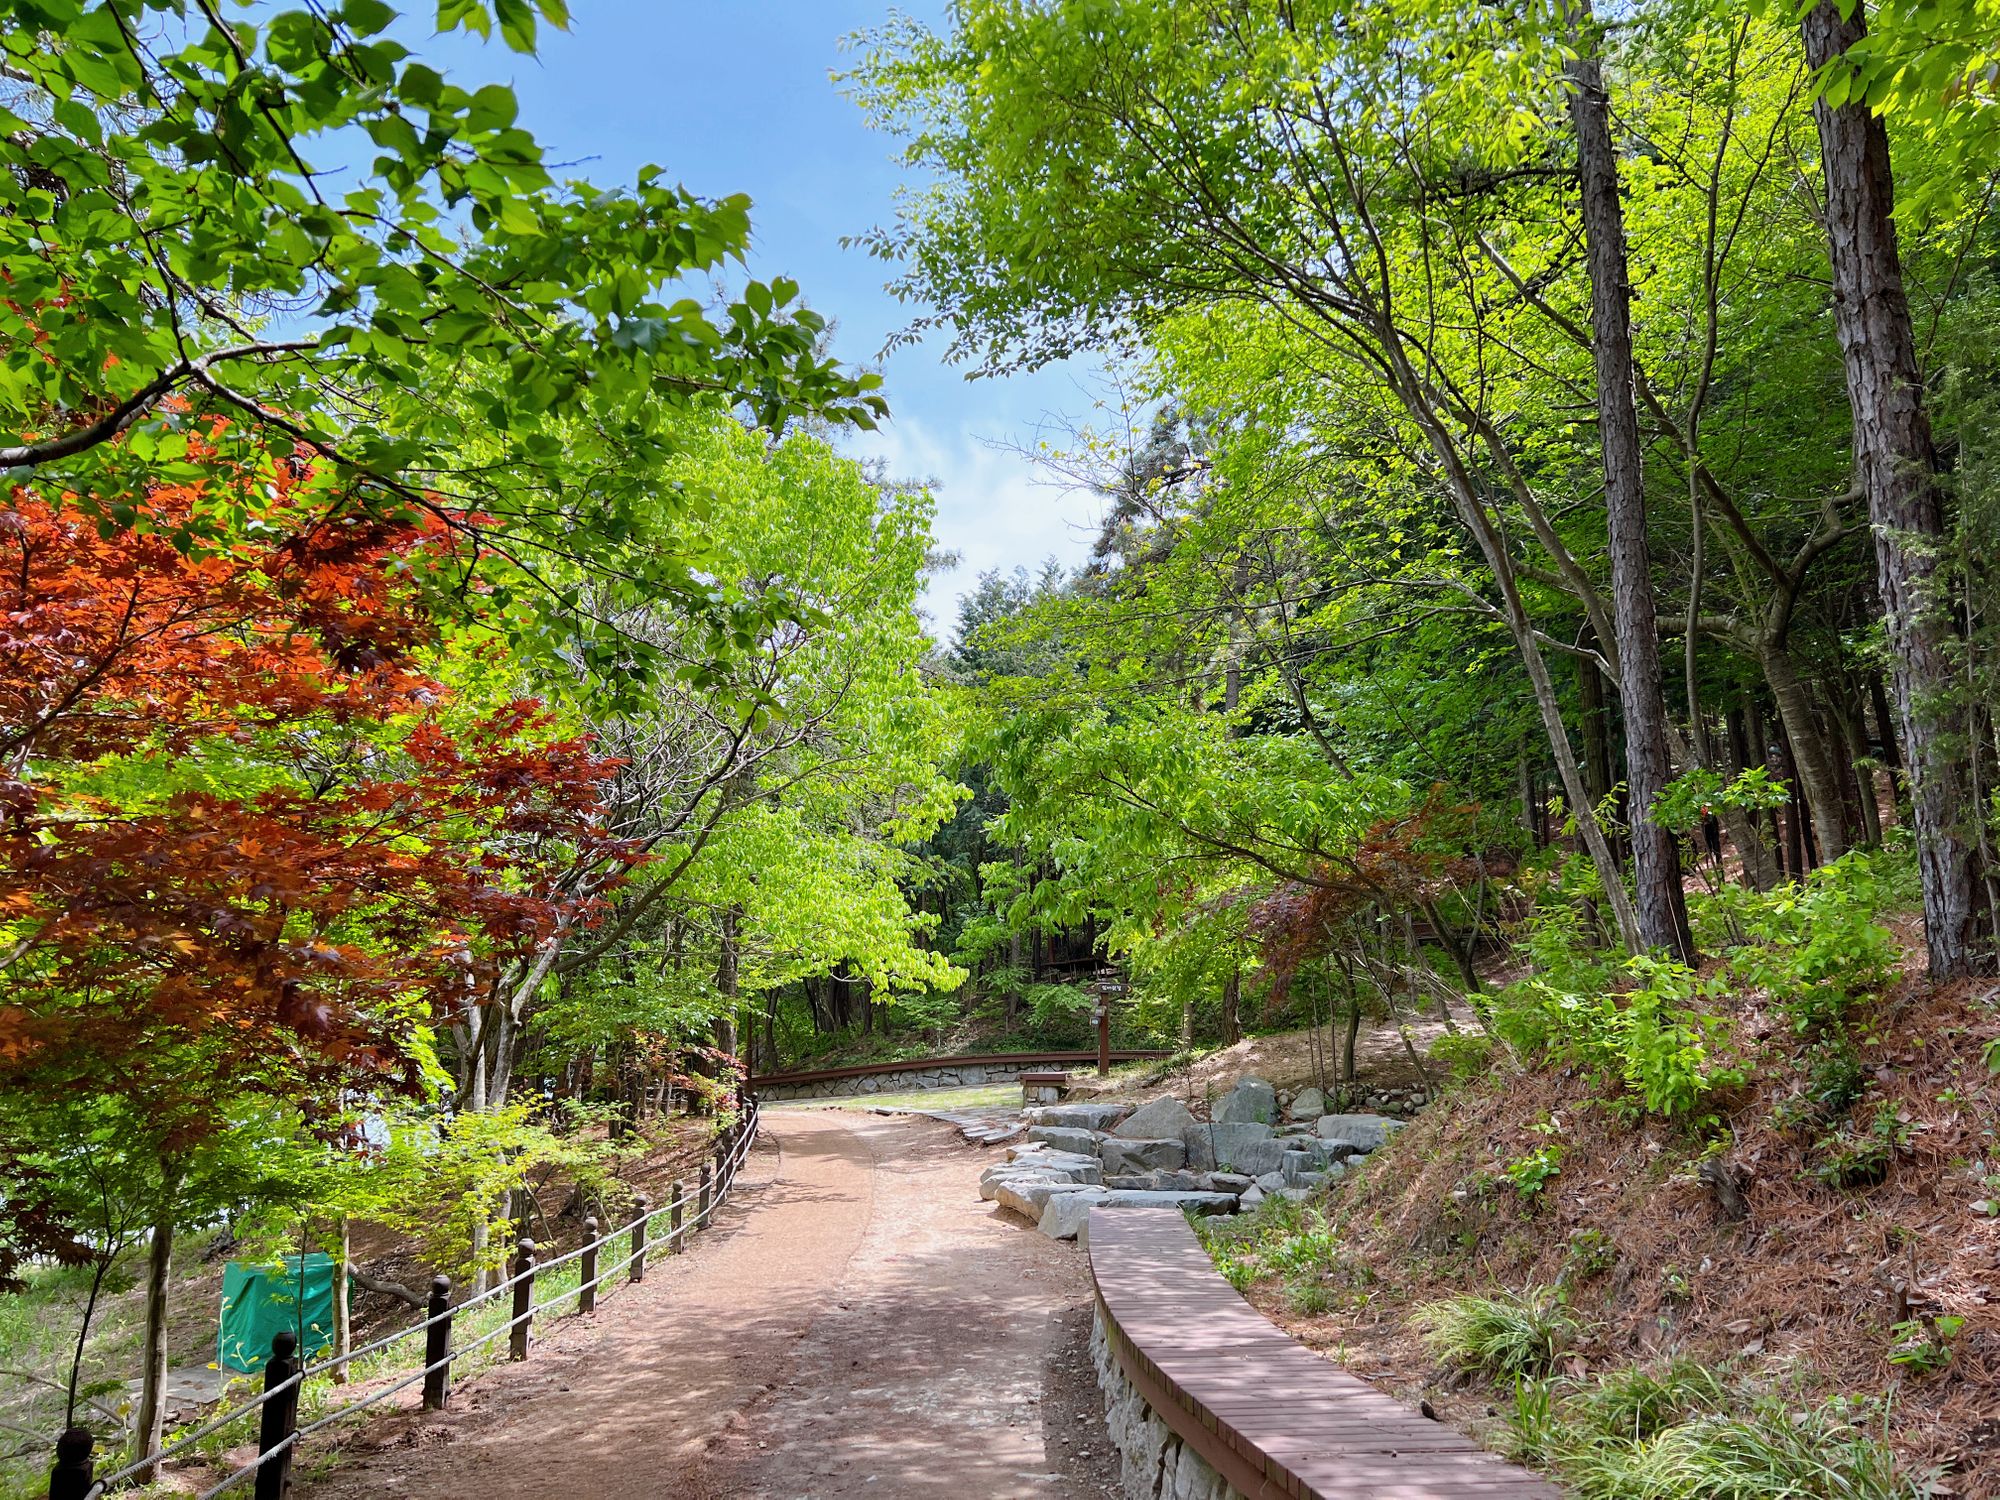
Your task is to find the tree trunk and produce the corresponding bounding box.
[1760,646,1849,863]
[1566,12,1693,961]
[1221,967,1241,1047]
[1578,636,1614,809]
[1804,0,1992,975]
[713,907,741,1062]
[1723,699,1782,890]
[133,1215,174,1481]
[331,1217,351,1385]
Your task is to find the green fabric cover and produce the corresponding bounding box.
[218,1254,338,1373]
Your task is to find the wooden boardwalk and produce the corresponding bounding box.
[1088,1208,1565,1499]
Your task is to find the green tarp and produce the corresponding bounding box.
[218,1254,339,1374]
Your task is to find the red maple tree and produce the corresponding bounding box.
[0,443,636,1126]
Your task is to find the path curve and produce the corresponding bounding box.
[302,1111,1118,1500]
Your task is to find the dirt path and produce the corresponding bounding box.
[301,1111,1118,1500]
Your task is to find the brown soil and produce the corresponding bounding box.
[1231,976,2000,1497]
[297,1111,1119,1499]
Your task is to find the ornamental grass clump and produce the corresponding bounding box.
[1416,1286,1580,1379]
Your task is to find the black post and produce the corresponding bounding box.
[253,1330,300,1500]
[421,1275,452,1411]
[698,1162,712,1224]
[629,1196,649,1284]
[48,1427,92,1500]
[579,1217,600,1314]
[508,1238,535,1361]
[668,1180,685,1253]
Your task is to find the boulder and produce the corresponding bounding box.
[1185,1120,1281,1174]
[1314,1113,1404,1152]
[1253,1171,1285,1193]
[1099,1136,1187,1175]
[1037,1188,1109,1241]
[1112,1095,1198,1140]
[1214,1076,1278,1125]
[1141,1169,1206,1192]
[1039,1188,1238,1244]
[1025,1125,1101,1155]
[1207,1172,1254,1194]
[1103,1175,1155,1190]
[1025,1102,1131,1131]
[1281,1148,1326,1186]
[1239,1183,1267,1211]
[995,1176,1098,1219]
[1004,1144,1100,1171]
[1285,1086,1328,1121]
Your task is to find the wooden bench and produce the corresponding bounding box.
[1019,1069,1071,1103]
[1088,1207,1564,1500]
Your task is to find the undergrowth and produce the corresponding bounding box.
[1501,1362,1924,1500]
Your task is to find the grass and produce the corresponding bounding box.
[803,1083,1023,1112]
[1497,1362,1925,1500]
[1415,1286,1580,1379]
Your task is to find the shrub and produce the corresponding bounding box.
[1416,1286,1580,1379]
[1692,852,1906,1034]
[1805,1101,1908,1189]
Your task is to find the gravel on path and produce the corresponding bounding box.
[299,1110,1118,1500]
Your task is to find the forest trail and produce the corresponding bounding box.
[300,1111,1117,1500]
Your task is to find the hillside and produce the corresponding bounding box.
[1205,948,2000,1498]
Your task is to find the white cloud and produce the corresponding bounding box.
[844,414,1106,638]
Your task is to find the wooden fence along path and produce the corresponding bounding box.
[1088,1208,1564,1500]
[46,1097,763,1500]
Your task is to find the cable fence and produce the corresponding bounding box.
[41,1098,761,1500]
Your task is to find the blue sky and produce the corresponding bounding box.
[422,1,1110,634]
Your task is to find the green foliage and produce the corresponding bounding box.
[1490,954,1739,1120]
[1691,853,1907,1034]
[1502,1363,1923,1500]
[1887,1314,1963,1375]
[1416,1286,1580,1380]
[1804,1102,1909,1191]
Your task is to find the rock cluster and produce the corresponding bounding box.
[977,1078,1406,1243]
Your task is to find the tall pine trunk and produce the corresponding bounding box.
[1566,10,1694,960]
[1804,0,1992,975]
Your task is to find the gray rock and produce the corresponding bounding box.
[1239,1183,1267,1211]
[1285,1086,1328,1120]
[1277,1187,1312,1202]
[995,1176,1098,1219]
[1281,1148,1327,1186]
[1214,1076,1278,1125]
[1024,1102,1131,1131]
[1207,1172,1254,1193]
[1112,1095,1197,1140]
[1099,1136,1187,1174]
[1025,1125,1101,1155]
[1004,1144,1100,1171]
[1037,1188,1109,1241]
[1041,1188,1238,1245]
[1141,1169,1206,1192]
[1314,1113,1404,1151]
[1103,1175,1155,1190]
[1254,1170,1286,1192]
[1185,1120,1281,1174]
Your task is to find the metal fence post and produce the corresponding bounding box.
[668,1180,685,1252]
[698,1162,712,1224]
[47,1427,92,1500]
[508,1238,535,1361]
[579,1217,599,1314]
[253,1330,300,1500]
[629,1196,649,1284]
[421,1275,453,1411]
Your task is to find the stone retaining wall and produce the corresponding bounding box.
[754,1060,1028,1100]
[1089,1308,1240,1500]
